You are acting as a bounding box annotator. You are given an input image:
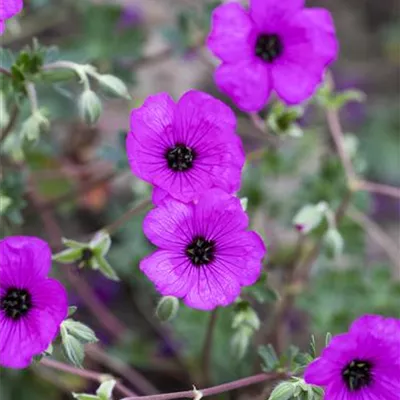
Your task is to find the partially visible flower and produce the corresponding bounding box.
[0,236,68,369]
[117,5,143,29]
[140,189,266,310]
[126,90,245,204]
[305,314,400,399]
[0,0,23,35]
[207,0,338,111]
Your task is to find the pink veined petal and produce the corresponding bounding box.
[250,0,304,31]
[140,250,195,298]
[0,0,23,19]
[183,263,241,310]
[126,134,168,182]
[127,92,176,181]
[151,186,170,205]
[216,231,266,286]
[193,189,249,241]
[301,8,339,67]
[173,90,236,146]
[207,2,255,63]
[304,357,340,386]
[324,381,354,400]
[143,199,194,250]
[0,315,34,368]
[0,236,52,288]
[214,60,271,112]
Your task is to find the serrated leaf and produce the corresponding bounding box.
[61,325,85,368]
[96,379,116,400]
[52,248,82,263]
[63,319,98,344]
[259,344,279,371]
[94,255,119,281]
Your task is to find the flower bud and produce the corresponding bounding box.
[79,90,102,125]
[156,296,179,322]
[97,74,131,100]
[268,381,296,400]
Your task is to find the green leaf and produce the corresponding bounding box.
[93,255,120,281]
[96,379,116,400]
[72,394,99,400]
[330,89,366,110]
[68,306,78,317]
[62,238,88,249]
[61,325,85,368]
[259,344,279,371]
[156,296,180,322]
[52,248,83,263]
[268,381,296,400]
[95,74,131,100]
[63,319,98,344]
[90,231,112,256]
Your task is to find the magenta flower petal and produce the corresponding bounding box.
[0,236,52,287]
[127,90,244,203]
[208,0,338,110]
[152,186,169,206]
[141,189,266,310]
[143,198,194,250]
[215,60,271,112]
[0,0,23,36]
[0,236,68,369]
[207,2,255,63]
[250,0,304,30]
[305,314,400,400]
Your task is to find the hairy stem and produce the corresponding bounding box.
[121,372,285,400]
[39,358,137,398]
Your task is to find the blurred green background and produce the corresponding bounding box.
[0,0,399,399]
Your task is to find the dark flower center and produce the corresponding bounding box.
[166,144,195,172]
[255,34,283,63]
[79,247,94,268]
[0,288,32,320]
[186,236,216,266]
[342,359,373,391]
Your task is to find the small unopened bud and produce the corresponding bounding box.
[97,74,131,100]
[20,110,50,142]
[79,90,102,125]
[156,296,179,322]
[323,228,344,259]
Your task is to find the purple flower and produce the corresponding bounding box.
[305,314,400,399]
[207,0,338,111]
[140,189,266,310]
[0,0,23,35]
[0,236,68,369]
[126,90,245,204]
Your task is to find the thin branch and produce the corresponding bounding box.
[357,180,400,200]
[103,198,152,235]
[87,344,159,395]
[39,358,137,398]
[347,206,399,269]
[201,308,219,386]
[0,104,19,144]
[121,373,285,400]
[0,67,12,77]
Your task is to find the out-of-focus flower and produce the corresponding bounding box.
[305,314,400,399]
[0,236,68,368]
[126,90,245,204]
[0,0,23,35]
[140,189,266,310]
[207,0,338,111]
